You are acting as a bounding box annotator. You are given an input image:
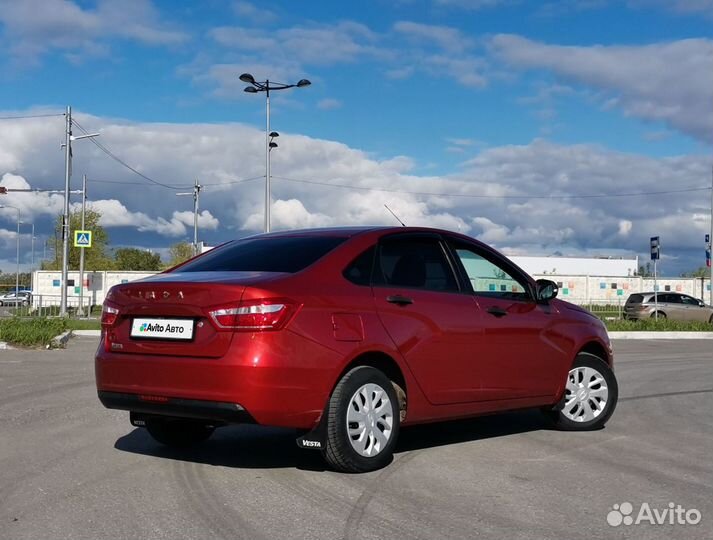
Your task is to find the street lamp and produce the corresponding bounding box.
[0,205,21,295]
[239,73,311,232]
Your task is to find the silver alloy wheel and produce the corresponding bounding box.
[562,366,609,422]
[346,382,394,457]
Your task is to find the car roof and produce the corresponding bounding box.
[240,226,478,240]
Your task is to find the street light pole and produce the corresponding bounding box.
[709,165,713,306]
[239,73,311,233]
[0,205,21,295]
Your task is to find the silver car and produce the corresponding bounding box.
[0,291,31,307]
[624,292,713,323]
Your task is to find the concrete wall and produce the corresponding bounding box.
[31,270,712,308]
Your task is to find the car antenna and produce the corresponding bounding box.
[384,204,406,226]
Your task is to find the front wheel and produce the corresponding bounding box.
[145,417,215,447]
[549,353,618,431]
[323,366,400,473]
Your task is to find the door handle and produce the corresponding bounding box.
[386,295,414,306]
[486,306,508,318]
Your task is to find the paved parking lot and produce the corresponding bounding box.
[0,338,711,540]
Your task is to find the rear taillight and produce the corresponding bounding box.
[101,303,119,326]
[208,299,300,331]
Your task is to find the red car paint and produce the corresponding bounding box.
[95,227,613,430]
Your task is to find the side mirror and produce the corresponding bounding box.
[536,279,558,302]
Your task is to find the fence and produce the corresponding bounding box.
[1,294,100,318]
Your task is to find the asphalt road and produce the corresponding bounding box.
[1,338,711,540]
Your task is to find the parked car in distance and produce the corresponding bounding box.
[624,292,713,323]
[0,291,31,307]
[96,227,618,473]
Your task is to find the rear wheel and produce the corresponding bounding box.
[145,417,215,447]
[323,366,400,473]
[549,353,618,431]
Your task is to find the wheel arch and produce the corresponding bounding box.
[334,350,408,418]
[578,340,611,366]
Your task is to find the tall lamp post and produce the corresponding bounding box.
[239,73,311,233]
[0,205,21,295]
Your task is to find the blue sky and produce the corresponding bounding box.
[0,0,711,276]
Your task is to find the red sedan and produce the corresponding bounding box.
[96,227,618,472]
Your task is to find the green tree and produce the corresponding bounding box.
[167,241,194,268]
[42,209,113,270]
[636,263,653,277]
[113,248,162,271]
[680,266,708,278]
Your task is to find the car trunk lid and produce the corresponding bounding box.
[104,271,284,358]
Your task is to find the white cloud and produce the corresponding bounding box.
[232,1,277,23]
[433,0,508,9]
[491,34,713,142]
[618,219,633,236]
[393,21,473,53]
[0,0,188,63]
[0,112,710,275]
[317,98,343,110]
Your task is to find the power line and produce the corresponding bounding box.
[88,175,263,187]
[0,113,64,120]
[72,119,191,190]
[273,176,711,200]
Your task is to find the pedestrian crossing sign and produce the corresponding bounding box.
[74,230,92,248]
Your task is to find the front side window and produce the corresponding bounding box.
[681,295,700,306]
[374,238,458,292]
[451,244,530,301]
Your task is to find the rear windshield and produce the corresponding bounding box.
[175,236,348,273]
[627,294,643,304]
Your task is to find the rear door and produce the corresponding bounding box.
[371,234,485,405]
[444,238,566,400]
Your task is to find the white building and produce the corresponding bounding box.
[510,255,639,278]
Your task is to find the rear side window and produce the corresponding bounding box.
[374,238,458,292]
[627,294,643,304]
[176,236,348,273]
[343,246,375,286]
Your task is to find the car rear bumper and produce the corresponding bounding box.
[98,391,256,424]
[95,330,340,430]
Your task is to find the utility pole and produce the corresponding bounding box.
[60,106,72,316]
[78,174,87,316]
[59,108,99,316]
[30,223,35,269]
[176,179,202,256]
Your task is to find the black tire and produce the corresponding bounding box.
[708,314,713,324]
[145,417,215,447]
[549,352,618,431]
[323,366,400,473]
[650,311,666,319]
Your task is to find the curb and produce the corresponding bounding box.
[49,330,73,349]
[609,331,713,340]
[0,341,11,350]
[73,329,101,337]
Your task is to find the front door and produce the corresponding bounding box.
[445,238,566,400]
[371,234,484,405]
